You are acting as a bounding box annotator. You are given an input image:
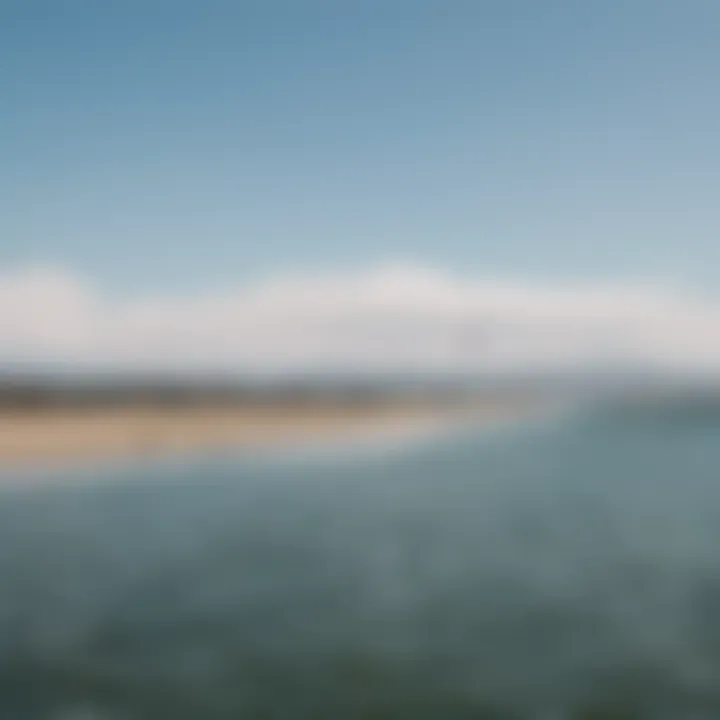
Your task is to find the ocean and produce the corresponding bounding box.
[1,399,720,719]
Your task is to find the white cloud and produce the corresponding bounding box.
[0,263,719,374]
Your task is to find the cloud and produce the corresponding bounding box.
[0,263,719,374]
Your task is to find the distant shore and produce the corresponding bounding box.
[0,395,534,470]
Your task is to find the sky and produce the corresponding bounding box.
[2,1,720,372]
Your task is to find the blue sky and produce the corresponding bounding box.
[3,1,720,294]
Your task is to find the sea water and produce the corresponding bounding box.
[1,400,720,718]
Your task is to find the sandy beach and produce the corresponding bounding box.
[0,395,539,470]
[0,400,485,469]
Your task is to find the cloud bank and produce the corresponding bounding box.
[0,264,719,375]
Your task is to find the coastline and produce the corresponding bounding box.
[0,398,536,477]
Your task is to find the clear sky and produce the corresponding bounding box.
[0,0,720,369]
[4,1,720,296]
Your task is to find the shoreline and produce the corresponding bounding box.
[0,399,536,478]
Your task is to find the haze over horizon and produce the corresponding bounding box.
[3,1,720,373]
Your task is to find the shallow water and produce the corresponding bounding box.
[1,400,720,718]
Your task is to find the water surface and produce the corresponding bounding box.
[2,401,720,718]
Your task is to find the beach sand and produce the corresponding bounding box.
[0,395,539,471]
[0,402,464,468]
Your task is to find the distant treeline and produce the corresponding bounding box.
[0,376,479,411]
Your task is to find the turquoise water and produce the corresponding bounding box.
[1,402,720,718]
